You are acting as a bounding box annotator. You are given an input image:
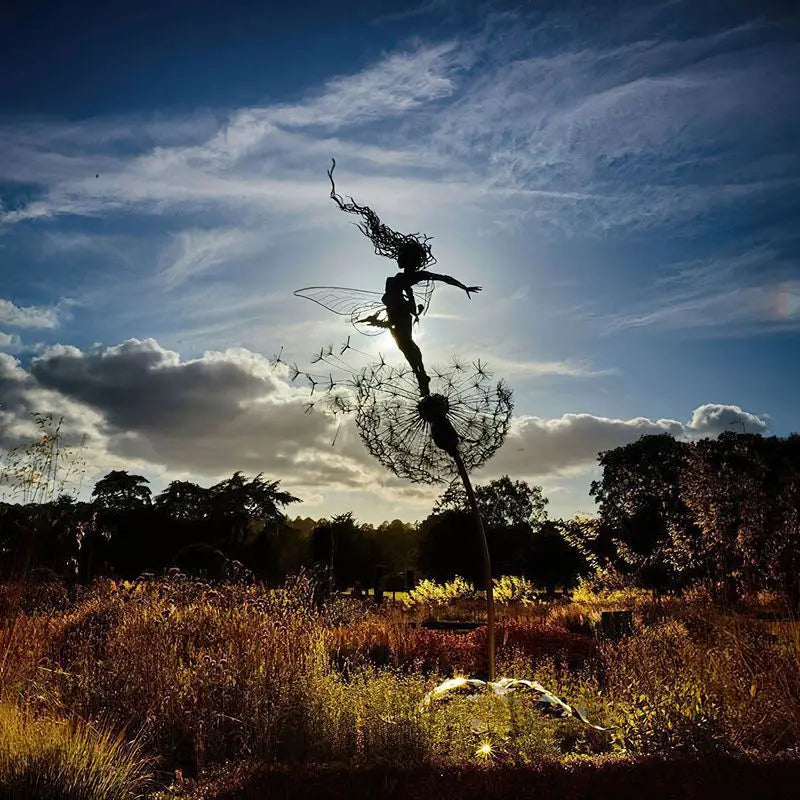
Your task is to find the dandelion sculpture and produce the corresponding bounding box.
[355,361,512,680]
[353,360,513,485]
[292,160,510,679]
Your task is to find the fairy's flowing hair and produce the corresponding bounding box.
[328,159,436,268]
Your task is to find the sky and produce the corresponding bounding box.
[1,0,799,523]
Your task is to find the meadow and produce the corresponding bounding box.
[1,573,799,799]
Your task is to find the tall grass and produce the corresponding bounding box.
[0,704,149,800]
[0,412,86,505]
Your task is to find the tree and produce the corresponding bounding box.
[202,472,300,579]
[89,471,154,578]
[433,476,550,577]
[207,472,299,548]
[367,519,419,578]
[92,471,152,511]
[155,481,211,522]
[434,475,548,528]
[590,434,698,593]
[310,512,371,589]
[681,432,800,607]
[0,495,90,581]
[528,518,593,595]
[270,517,316,582]
[422,477,552,584]
[418,509,483,584]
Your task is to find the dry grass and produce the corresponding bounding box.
[0,703,150,800]
[1,575,799,796]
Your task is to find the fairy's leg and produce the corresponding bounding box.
[408,341,430,396]
[390,317,430,395]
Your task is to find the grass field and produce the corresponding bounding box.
[1,575,799,798]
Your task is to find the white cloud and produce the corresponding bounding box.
[603,247,800,333]
[0,201,54,224]
[155,228,268,289]
[479,403,769,480]
[0,331,21,351]
[688,403,768,436]
[0,12,794,237]
[0,298,61,329]
[615,281,800,333]
[268,41,465,131]
[488,357,617,379]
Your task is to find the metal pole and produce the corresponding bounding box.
[453,449,495,682]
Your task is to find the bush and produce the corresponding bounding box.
[330,619,599,678]
[403,577,477,607]
[602,615,800,755]
[493,575,540,605]
[2,574,798,780]
[41,578,332,772]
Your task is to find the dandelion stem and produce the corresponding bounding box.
[453,447,495,682]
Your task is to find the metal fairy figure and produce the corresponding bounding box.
[295,159,480,396]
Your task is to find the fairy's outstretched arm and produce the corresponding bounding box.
[412,271,482,299]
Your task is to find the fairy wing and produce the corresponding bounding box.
[294,285,391,336]
[294,282,435,337]
[416,280,435,314]
[293,286,384,317]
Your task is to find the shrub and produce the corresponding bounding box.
[0,613,58,706]
[3,573,797,778]
[602,615,800,755]
[330,619,599,678]
[493,575,540,605]
[403,577,477,607]
[41,578,332,772]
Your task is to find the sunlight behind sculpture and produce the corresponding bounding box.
[296,160,481,397]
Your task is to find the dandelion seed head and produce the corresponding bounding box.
[352,360,513,484]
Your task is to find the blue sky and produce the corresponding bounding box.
[1,0,798,522]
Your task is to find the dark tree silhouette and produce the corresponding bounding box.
[527,519,593,596]
[681,432,800,608]
[91,471,154,578]
[434,475,548,529]
[155,481,211,522]
[206,472,300,552]
[310,512,371,590]
[590,434,699,593]
[422,478,588,591]
[418,509,483,585]
[92,470,152,511]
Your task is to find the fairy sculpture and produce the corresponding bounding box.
[294,160,480,397]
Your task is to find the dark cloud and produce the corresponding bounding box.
[27,339,366,486]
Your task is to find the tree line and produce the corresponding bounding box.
[588,431,800,608]
[2,430,799,609]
